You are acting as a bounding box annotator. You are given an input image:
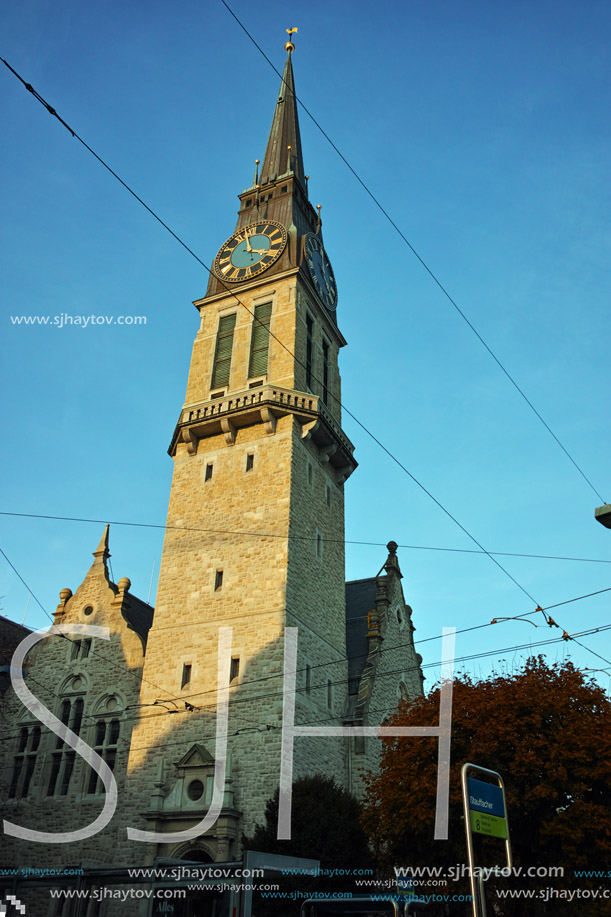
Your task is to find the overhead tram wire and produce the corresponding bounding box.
[3,577,609,729]
[219,1,607,507]
[4,511,609,667]
[2,621,609,756]
[7,563,608,724]
[0,545,183,704]
[1,510,610,566]
[2,531,609,728]
[157,611,611,706]
[4,509,611,675]
[3,506,610,666]
[2,57,605,656]
[0,531,606,675]
[1,55,543,610]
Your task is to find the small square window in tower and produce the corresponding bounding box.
[230,657,240,682]
[181,664,192,689]
[246,453,254,472]
[248,302,272,378]
[211,313,237,390]
[205,463,213,482]
[214,569,223,591]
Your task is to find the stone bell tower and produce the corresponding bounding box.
[124,39,357,861]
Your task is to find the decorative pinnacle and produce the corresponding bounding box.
[253,158,260,185]
[93,524,110,559]
[285,26,298,53]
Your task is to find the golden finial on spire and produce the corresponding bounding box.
[285,27,298,52]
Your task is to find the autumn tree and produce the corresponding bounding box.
[362,657,611,916]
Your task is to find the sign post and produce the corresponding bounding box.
[461,763,512,917]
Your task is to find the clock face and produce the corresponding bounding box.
[212,220,287,283]
[304,233,337,310]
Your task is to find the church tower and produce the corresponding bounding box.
[124,40,357,862]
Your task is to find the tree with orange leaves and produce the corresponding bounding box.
[361,657,611,915]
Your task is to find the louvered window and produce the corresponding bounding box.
[211,314,237,389]
[322,339,329,405]
[248,302,272,378]
[306,315,313,388]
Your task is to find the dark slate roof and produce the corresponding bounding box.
[0,614,31,663]
[345,578,377,695]
[120,594,154,644]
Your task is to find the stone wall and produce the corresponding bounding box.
[0,536,149,874]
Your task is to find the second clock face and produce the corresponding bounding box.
[213,220,287,283]
[304,233,338,310]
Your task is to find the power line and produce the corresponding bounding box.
[0,545,180,705]
[0,55,542,609]
[2,523,610,716]
[3,622,609,767]
[218,0,606,506]
[1,58,607,672]
[1,510,610,566]
[5,572,607,731]
[2,498,610,753]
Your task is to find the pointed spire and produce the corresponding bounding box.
[259,45,305,185]
[92,524,110,565]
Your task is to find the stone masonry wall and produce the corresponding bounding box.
[0,543,148,874]
[349,567,424,800]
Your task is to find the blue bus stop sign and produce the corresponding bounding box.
[466,777,508,839]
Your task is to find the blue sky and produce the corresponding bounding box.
[1,0,610,690]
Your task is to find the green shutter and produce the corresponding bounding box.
[248,302,272,378]
[211,313,237,389]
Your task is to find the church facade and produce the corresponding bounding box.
[0,42,424,914]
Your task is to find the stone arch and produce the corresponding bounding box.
[90,691,125,716]
[172,840,215,863]
[57,672,90,695]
